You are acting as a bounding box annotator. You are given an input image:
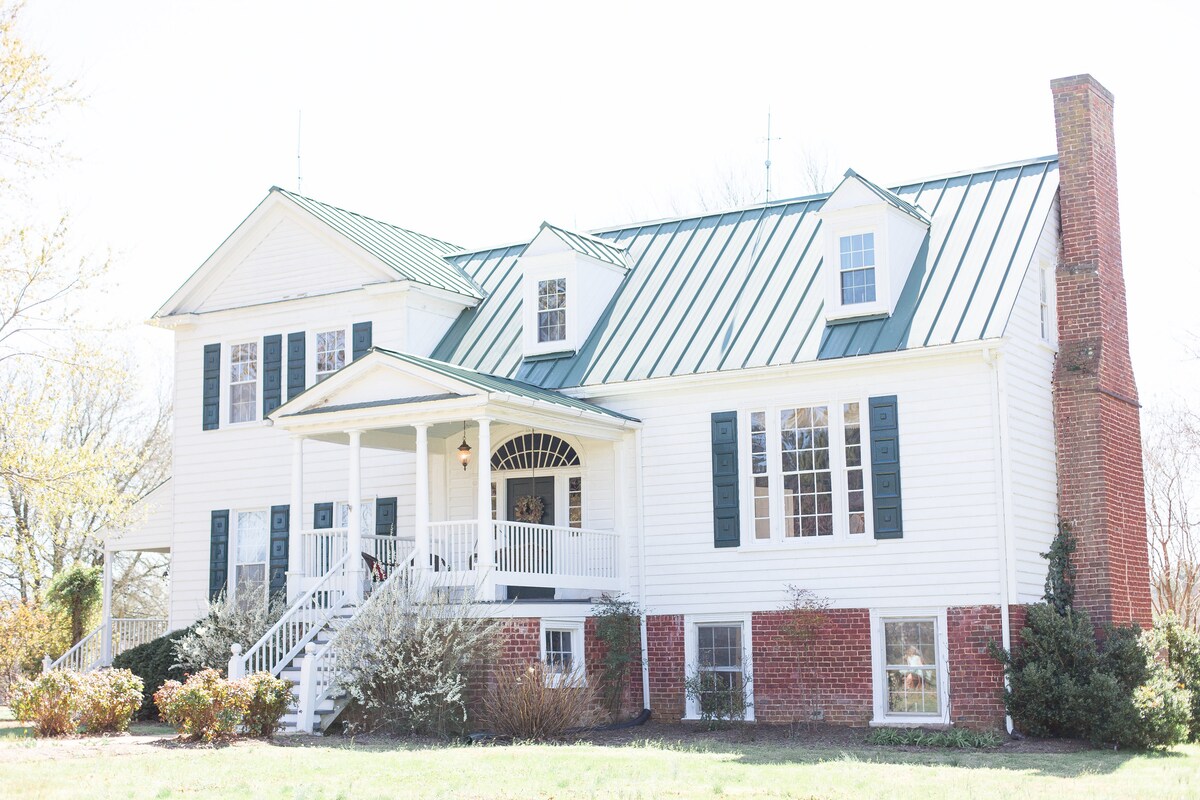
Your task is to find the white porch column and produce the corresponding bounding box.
[101,549,114,666]
[347,429,364,603]
[288,436,305,599]
[414,423,431,571]
[475,418,495,600]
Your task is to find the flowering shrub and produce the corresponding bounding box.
[154,668,250,742]
[10,670,82,736]
[241,672,292,738]
[78,669,144,733]
[173,591,282,675]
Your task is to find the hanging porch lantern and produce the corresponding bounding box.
[457,422,472,471]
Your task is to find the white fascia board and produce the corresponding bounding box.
[271,394,490,437]
[563,338,1002,401]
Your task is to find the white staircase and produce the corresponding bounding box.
[276,607,356,733]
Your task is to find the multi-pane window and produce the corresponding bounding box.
[568,477,582,528]
[544,629,574,674]
[745,402,870,542]
[839,233,877,305]
[696,624,745,717]
[537,278,567,342]
[883,619,941,715]
[315,329,346,382]
[781,406,833,538]
[229,342,258,424]
[491,482,498,521]
[844,402,866,535]
[234,510,268,604]
[337,500,375,533]
[750,412,771,540]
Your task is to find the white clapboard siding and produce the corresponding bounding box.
[109,479,174,553]
[1003,204,1061,603]
[581,349,1006,616]
[197,216,388,313]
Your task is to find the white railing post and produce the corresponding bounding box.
[228,643,245,679]
[475,418,494,600]
[297,642,318,733]
[288,436,306,600]
[101,549,114,666]
[414,423,431,572]
[42,655,51,674]
[347,429,364,604]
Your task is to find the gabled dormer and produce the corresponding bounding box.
[819,169,929,321]
[518,222,629,359]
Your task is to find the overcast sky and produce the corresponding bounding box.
[18,0,1200,405]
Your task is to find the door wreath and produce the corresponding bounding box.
[513,495,545,523]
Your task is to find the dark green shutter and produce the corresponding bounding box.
[263,335,282,416]
[314,502,333,530]
[869,395,904,539]
[711,411,740,548]
[352,321,372,360]
[376,497,397,536]
[202,344,220,431]
[209,510,229,600]
[287,332,306,401]
[269,505,289,596]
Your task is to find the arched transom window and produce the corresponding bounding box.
[491,433,580,471]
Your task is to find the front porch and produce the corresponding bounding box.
[275,349,640,604]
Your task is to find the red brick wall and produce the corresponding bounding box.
[646,614,685,720]
[751,609,873,725]
[946,606,1007,730]
[1051,74,1152,628]
[583,616,645,720]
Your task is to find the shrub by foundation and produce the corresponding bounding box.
[77,669,144,733]
[155,668,250,742]
[484,662,598,740]
[111,627,192,719]
[241,672,292,738]
[10,670,82,737]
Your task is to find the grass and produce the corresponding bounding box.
[0,729,1198,799]
[864,727,1004,748]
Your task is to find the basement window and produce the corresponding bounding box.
[871,612,949,725]
[540,619,585,686]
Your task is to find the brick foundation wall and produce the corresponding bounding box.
[751,609,873,725]
[1051,74,1152,628]
[584,616,645,720]
[646,614,685,720]
[946,606,1007,730]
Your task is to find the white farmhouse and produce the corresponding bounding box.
[73,74,1149,733]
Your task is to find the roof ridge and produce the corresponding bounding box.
[271,186,464,253]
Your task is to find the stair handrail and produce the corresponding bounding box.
[46,624,104,672]
[237,551,352,678]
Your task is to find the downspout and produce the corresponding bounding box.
[634,427,651,712]
[985,344,1015,735]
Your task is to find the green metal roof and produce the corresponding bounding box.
[840,168,931,224]
[271,187,483,299]
[431,155,1060,388]
[533,222,630,268]
[372,348,638,422]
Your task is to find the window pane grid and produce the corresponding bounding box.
[750,411,771,539]
[839,233,876,305]
[545,629,573,673]
[697,624,744,716]
[568,477,582,528]
[537,278,567,342]
[780,406,833,537]
[316,329,346,381]
[884,620,940,715]
[229,342,258,423]
[844,402,866,534]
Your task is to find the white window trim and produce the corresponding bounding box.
[683,613,754,722]
[539,618,586,687]
[869,609,950,727]
[490,467,586,528]
[1038,259,1057,347]
[229,508,270,606]
[738,399,875,548]
[335,498,378,534]
[837,231,879,307]
[223,339,262,427]
[825,218,890,320]
[523,261,579,357]
[312,326,350,384]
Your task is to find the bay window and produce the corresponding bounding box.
[743,400,871,543]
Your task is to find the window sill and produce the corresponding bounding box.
[738,536,880,552]
[522,349,576,363]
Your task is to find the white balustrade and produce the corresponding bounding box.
[47,626,104,672]
[360,534,416,587]
[428,521,480,573]
[492,521,619,580]
[110,618,168,659]
[239,551,352,677]
[300,528,349,578]
[46,617,169,673]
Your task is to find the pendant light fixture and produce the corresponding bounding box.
[457,421,472,471]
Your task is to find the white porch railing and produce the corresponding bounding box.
[45,617,169,673]
[300,527,350,578]
[493,521,619,582]
[235,552,352,678]
[429,521,480,572]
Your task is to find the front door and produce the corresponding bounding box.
[505,477,555,600]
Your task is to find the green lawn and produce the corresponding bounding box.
[0,729,1198,799]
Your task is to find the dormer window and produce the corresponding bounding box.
[839,233,877,305]
[537,278,567,343]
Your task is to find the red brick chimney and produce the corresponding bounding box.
[1051,74,1151,628]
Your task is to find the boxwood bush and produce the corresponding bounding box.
[111,626,193,719]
